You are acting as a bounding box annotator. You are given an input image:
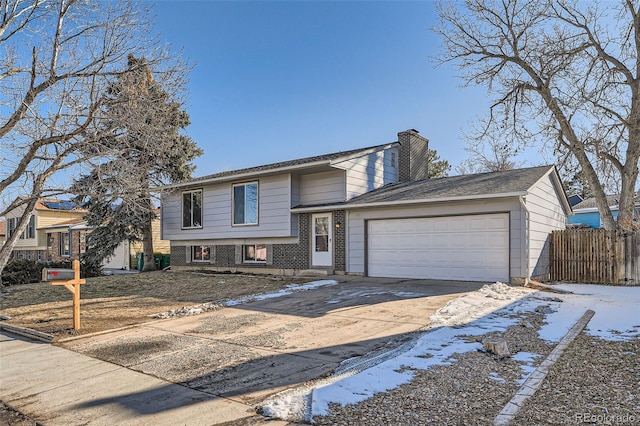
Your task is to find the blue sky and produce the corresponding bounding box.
[152,1,532,177]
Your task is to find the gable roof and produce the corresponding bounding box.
[572,193,640,211]
[347,165,555,205]
[291,165,567,212]
[167,142,395,189]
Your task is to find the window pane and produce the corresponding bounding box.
[245,183,258,224]
[315,235,328,252]
[244,244,255,261]
[182,192,191,228]
[193,191,202,227]
[315,217,328,236]
[234,185,245,224]
[255,244,267,262]
[193,245,210,261]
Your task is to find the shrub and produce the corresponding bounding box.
[1,258,102,286]
[1,259,43,286]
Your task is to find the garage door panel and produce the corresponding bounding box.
[367,214,509,282]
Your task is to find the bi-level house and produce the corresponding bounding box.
[162,130,571,283]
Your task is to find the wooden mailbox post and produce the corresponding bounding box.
[42,260,85,330]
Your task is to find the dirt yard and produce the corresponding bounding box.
[0,271,307,340]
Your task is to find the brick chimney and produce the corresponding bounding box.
[398,129,429,182]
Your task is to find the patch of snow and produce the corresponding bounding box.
[430,282,532,328]
[488,372,506,383]
[225,280,338,307]
[535,284,640,342]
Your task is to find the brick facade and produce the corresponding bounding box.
[170,212,352,274]
[334,210,346,272]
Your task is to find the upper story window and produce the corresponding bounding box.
[26,215,35,239]
[7,216,35,239]
[182,189,202,229]
[233,182,258,225]
[390,151,397,168]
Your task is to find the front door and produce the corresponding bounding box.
[312,213,332,266]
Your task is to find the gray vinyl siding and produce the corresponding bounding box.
[298,170,346,205]
[162,174,294,240]
[525,173,567,278]
[346,198,524,280]
[333,148,398,200]
[290,174,300,235]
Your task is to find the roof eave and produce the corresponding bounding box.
[163,159,336,190]
[290,191,527,213]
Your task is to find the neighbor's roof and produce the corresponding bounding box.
[167,142,395,188]
[345,165,556,206]
[572,193,640,210]
[38,217,86,230]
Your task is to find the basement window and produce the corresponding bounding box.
[243,244,266,263]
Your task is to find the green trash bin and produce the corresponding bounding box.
[153,254,162,269]
[160,254,170,269]
[136,252,143,271]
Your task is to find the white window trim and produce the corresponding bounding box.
[59,232,70,257]
[232,181,259,226]
[191,245,211,262]
[182,189,203,229]
[242,244,267,263]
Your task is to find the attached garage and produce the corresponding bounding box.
[367,213,510,282]
[335,166,572,283]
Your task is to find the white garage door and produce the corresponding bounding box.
[367,213,509,282]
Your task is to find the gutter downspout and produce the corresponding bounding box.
[519,195,530,285]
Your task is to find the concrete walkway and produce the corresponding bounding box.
[0,332,267,425]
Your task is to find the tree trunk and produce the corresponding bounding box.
[140,221,156,272]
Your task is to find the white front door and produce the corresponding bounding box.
[312,213,332,266]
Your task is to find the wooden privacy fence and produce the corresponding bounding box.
[550,229,640,285]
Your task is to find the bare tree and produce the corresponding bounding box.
[435,0,640,231]
[0,0,182,282]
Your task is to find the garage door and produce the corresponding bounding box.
[367,213,509,282]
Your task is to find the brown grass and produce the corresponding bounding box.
[0,271,306,340]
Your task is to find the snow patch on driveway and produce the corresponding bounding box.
[225,280,338,306]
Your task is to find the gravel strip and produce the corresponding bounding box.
[311,312,639,425]
[515,335,640,425]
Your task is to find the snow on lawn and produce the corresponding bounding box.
[224,279,337,306]
[259,282,640,423]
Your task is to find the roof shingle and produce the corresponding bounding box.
[345,165,554,206]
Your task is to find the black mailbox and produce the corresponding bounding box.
[42,268,76,281]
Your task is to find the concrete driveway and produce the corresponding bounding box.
[3,276,489,425]
[63,277,486,402]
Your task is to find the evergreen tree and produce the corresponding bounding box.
[74,54,202,271]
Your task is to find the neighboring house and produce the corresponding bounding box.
[3,199,168,269]
[567,194,640,228]
[4,199,87,262]
[0,220,5,247]
[162,129,571,283]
